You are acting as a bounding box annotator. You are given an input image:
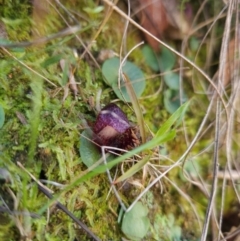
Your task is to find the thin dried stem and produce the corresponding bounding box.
[200,1,235,241]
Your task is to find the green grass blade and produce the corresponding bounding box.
[156,101,189,137]
[113,155,150,184]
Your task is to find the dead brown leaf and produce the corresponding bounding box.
[132,0,191,51]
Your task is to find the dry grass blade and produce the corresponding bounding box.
[123,73,146,143]
[200,1,235,241]
[60,59,79,99]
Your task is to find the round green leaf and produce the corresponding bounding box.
[0,105,5,129]
[79,129,115,168]
[102,57,146,102]
[142,45,176,73]
[164,89,188,114]
[164,72,180,90]
[159,46,176,72]
[142,45,160,72]
[164,89,180,114]
[79,129,102,167]
[121,202,150,240]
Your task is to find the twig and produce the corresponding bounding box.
[220,227,240,241]
[0,25,81,48]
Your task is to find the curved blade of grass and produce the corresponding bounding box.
[113,155,150,184]
[156,101,189,137]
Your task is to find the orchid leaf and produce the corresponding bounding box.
[158,46,176,72]
[79,129,115,168]
[164,72,180,90]
[142,45,160,72]
[121,202,150,240]
[79,129,103,167]
[164,90,188,114]
[102,57,146,102]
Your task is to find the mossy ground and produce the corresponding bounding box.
[0,1,238,241]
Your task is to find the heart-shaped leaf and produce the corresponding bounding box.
[142,45,160,72]
[102,57,146,102]
[142,45,176,72]
[79,129,115,168]
[158,46,176,72]
[164,89,188,114]
[164,72,180,90]
[79,129,102,167]
[121,202,150,240]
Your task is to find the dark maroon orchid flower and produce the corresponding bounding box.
[93,103,139,150]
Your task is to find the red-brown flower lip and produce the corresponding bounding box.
[92,103,139,149]
[93,103,130,134]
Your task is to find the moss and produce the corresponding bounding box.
[0,0,32,41]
